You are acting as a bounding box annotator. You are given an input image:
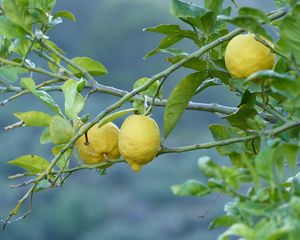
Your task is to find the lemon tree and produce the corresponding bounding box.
[0,0,300,239]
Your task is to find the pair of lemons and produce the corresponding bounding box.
[76,115,160,172]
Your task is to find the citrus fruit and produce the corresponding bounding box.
[118,115,160,172]
[76,122,120,164]
[225,34,275,79]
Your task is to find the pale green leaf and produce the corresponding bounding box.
[14,111,52,127]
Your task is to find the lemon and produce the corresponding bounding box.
[76,122,120,164]
[118,115,161,172]
[225,34,275,78]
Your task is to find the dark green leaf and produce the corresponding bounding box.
[143,24,181,35]
[49,115,75,144]
[218,15,272,40]
[68,57,108,77]
[14,111,52,127]
[280,4,300,62]
[238,7,269,23]
[171,180,210,197]
[166,56,207,72]
[195,78,221,95]
[209,124,248,155]
[171,0,208,18]
[8,154,50,174]
[226,105,257,130]
[164,72,207,138]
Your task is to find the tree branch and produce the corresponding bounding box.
[159,121,300,154]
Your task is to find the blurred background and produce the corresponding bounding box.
[0,0,275,239]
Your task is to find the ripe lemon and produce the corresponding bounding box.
[118,115,160,172]
[76,122,120,164]
[225,34,275,78]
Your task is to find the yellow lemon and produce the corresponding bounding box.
[225,34,275,79]
[118,115,160,172]
[76,122,120,164]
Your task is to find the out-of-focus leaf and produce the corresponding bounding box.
[195,78,222,95]
[238,7,269,23]
[40,127,51,144]
[171,180,210,196]
[8,154,50,174]
[164,72,207,138]
[49,115,75,144]
[0,16,26,39]
[280,4,300,62]
[218,15,272,40]
[14,111,52,127]
[209,215,239,230]
[3,0,33,32]
[0,65,26,83]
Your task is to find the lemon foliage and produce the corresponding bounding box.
[1,0,300,238]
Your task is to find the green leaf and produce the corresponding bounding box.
[52,146,72,170]
[35,179,52,192]
[61,79,85,119]
[143,24,182,35]
[280,4,300,62]
[226,105,257,130]
[247,70,295,82]
[218,15,272,40]
[219,223,255,240]
[255,146,282,181]
[98,109,135,128]
[0,16,26,39]
[238,7,269,23]
[171,0,208,18]
[0,65,26,83]
[209,215,239,230]
[68,57,108,77]
[35,90,63,115]
[40,127,51,144]
[275,0,287,8]
[282,143,299,168]
[164,72,207,138]
[20,77,36,91]
[3,0,33,32]
[133,77,162,98]
[209,124,248,155]
[20,78,63,115]
[8,154,50,174]
[144,30,198,59]
[53,10,76,22]
[14,111,52,127]
[49,115,75,144]
[195,78,221,95]
[171,180,210,197]
[198,156,222,178]
[166,56,207,72]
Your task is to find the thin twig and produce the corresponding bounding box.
[4,121,25,131]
